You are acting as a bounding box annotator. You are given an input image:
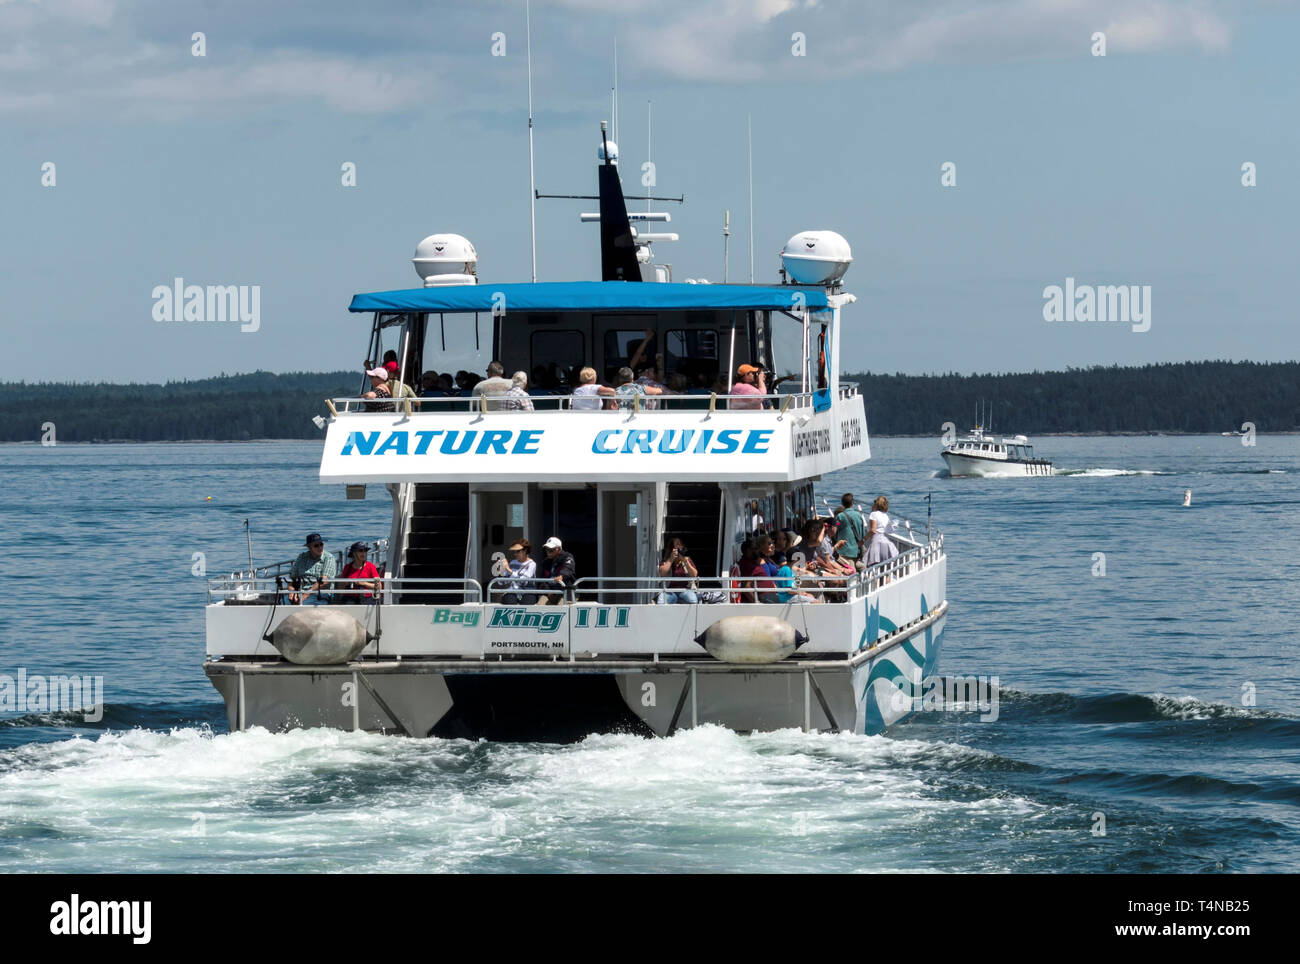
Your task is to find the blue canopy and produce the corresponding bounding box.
[348,281,828,314]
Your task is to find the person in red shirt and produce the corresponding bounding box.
[339,542,381,602]
[736,536,779,603]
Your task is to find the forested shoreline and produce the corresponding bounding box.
[1,361,1295,442]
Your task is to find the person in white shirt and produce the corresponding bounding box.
[864,496,899,564]
[503,539,537,604]
[570,367,615,411]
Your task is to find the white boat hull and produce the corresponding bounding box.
[205,550,948,739]
[204,605,946,739]
[942,451,1052,477]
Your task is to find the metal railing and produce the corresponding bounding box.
[858,533,945,595]
[327,383,858,417]
[216,538,390,585]
[208,531,944,607]
[207,574,482,605]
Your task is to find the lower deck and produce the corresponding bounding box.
[204,536,947,738]
[206,599,947,739]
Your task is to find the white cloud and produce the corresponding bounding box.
[0,0,1238,115]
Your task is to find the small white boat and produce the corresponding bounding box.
[942,426,1052,477]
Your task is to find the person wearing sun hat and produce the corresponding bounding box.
[502,538,537,604]
[288,532,336,604]
[730,363,767,410]
[362,366,395,411]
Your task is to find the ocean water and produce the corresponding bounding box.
[1,436,1297,873]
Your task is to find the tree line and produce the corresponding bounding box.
[0,361,1294,442]
[846,361,1298,435]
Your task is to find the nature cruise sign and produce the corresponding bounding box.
[319,405,867,483]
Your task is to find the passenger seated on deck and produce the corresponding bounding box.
[379,353,417,404]
[729,539,754,603]
[657,538,698,604]
[502,539,537,604]
[500,371,535,412]
[614,366,662,410]
[756,535,783,603]
[419,371,445,398]
[363,367,394,412]
[800,519,839,577]
[773,528,802,557]
[536,537,576,605]
[774,551,820,604]
[636,360,667,410]
[737,538,778,604]
[730,364,767,411]
[570,367,615,411]
[338,542,381,603]
[472,361,513,410]
[288,532,337,604]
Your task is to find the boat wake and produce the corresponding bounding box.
[0,722,1056,873]
[988,687,1295,727]
[2,697,1294,871]
[1056,467,1169,477]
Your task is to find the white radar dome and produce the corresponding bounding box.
[598,139,619,163]
[781,230,852,286]
[412,234,478,287]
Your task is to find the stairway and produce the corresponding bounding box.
[402,483,471,603]
[664,483,723,580]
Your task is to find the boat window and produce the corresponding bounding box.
[664,329,720,390]
[769,313,806,392]
[529,330,584,391]
[603,329,659,383]
[418,312,488,386]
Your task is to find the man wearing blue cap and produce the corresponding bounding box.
[288,532,337,604]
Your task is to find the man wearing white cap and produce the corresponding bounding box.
[536,536,576,605]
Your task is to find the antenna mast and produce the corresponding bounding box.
[526,0,537,282]
[646,99,651,215]
[747,115,754,283]
[723,209,731,283]
[613,36,619,146]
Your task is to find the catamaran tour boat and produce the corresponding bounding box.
[203,126,948,740]
[941,425,1053,477]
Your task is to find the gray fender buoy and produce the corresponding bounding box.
[694,616,808,664]
[269,608,371,665]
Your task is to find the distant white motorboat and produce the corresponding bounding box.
[941,425,1052,477]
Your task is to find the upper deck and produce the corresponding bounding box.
[320,385,867,484]
[323,278,864,484]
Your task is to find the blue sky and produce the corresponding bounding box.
[3,0,1297,381]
